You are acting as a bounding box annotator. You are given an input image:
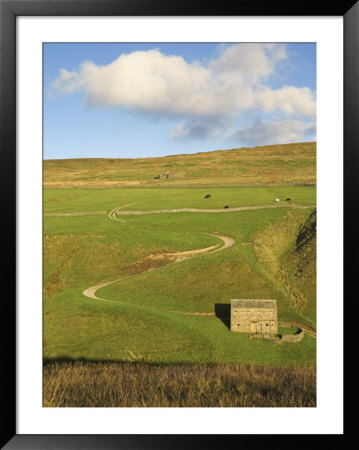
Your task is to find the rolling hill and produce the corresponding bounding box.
[43,141,316,188]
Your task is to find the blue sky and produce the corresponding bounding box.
[43,43,316,160]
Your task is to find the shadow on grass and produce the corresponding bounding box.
[215,303,230,330]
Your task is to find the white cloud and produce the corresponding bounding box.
[51,44,316,140]
[230,118,316,146]
[210,43,287,82]
[255,86,316,117]
[52,49,225,117]
[51,68,85,93]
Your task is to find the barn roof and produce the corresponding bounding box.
[231,299,277,309]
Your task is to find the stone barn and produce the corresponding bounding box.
[155,172,184,180]
[230,299,278,334]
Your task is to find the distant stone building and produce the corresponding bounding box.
[155,172,183,180]
[230,299,278,334]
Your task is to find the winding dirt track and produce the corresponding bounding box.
[108,204,137,222]
[45,203,315,218]
[83,205,235,304]
[113,204,316,216]
[82,232,235,306]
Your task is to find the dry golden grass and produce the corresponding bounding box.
[43,142,316,188]
[43,361,316,407]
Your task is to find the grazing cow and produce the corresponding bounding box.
[204,194,211,199]
[288,201,293,206]
[273,198,280,203]
[224,205,229,209]
[285,198,291,201]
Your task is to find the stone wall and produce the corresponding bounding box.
[248,321,304,343]
[281,333,304,343]
[278,322,304,342]
[249,333,278,341]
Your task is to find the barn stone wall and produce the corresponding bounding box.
[230,299,278,334]
[229,300,307,343]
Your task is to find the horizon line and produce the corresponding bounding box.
[43,141,316,161]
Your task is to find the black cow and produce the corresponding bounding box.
[224,205,229,209]
[286,198,291,201]
[204,194,211,199]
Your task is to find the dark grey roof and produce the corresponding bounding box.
[231,299,277,309]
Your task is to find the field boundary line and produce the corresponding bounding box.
[44,211,106,217]
[113,204,316,215]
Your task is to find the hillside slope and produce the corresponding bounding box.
[44,141,316,188]
[253,209,316,327]
[282,210,316,323]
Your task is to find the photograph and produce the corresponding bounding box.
[42,42,317,408]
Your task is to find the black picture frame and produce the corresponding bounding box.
[1,0,357,448]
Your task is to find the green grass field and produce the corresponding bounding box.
[43,185,316,368]
[43,185,315,213]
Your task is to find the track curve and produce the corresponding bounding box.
[83,232,234,305]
